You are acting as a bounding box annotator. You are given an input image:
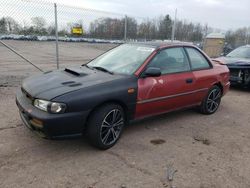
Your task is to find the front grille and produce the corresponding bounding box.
[229,69,240,77]
[21,87,34,102]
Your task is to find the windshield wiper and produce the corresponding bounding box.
[92,66,114,74]
[83,64,94,70]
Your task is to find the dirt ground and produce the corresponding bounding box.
[0,40,250,188]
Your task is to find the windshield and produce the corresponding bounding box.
[227,47,250,58]
[87,44,155,75]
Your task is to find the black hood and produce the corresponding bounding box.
[22,66,126,100]
[217,56,250,67]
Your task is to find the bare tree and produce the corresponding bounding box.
[0,17,7,34]
[31,17,47,35]
[0,17,20,34]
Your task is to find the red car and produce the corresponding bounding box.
[16,42,230,149]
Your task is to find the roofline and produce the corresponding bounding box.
[127,41,195,49]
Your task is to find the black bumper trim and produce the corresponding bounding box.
[16,88,90,138]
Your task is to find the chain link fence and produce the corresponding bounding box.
[0,0,131,79]
[0,0,145,41]
[0,0,249,79]
[0,0,153,74]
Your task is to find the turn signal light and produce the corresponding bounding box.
[128,88,135,94]
[30,118,43,128]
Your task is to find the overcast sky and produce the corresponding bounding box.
[48,0,250,30]
[1,0,250,30]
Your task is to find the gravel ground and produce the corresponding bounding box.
[0,41,250,188]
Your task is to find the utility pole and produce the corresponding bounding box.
[124,15,127,42]
[246,28,250,44]
[171,8,177,42]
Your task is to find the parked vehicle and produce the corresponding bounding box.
[218,45,250,88]
[16,42,230,149]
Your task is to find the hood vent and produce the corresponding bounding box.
[64,68,87,76]
[62,81,75,85]
[68,83,82,87]
[61,81,82,87]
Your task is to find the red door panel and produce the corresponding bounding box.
[184,47,219,103]
[191,69,218,103]
[135,72,198,119]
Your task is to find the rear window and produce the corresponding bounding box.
[185,48,210,70]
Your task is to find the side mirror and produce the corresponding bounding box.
[142,67,161,78]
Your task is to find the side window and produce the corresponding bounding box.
[185,48,211,70]
[148,47,190,74]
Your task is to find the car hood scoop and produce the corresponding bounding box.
[64,68,88,76]
[22,66,124,100]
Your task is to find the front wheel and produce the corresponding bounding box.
[199,85,222,114]
[86,104,125,150]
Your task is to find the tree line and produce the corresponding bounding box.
[0,15,249,48]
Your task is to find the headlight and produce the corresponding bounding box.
[50,102,66,113]
[33,99,50,112]
[33,99,66,113]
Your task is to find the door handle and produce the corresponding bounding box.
[186,78,193,84]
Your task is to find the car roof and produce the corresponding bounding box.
[128,41,194,49]
[242,45,250,48]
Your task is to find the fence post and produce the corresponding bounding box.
[54,3,59,69]
[124,15,127,42]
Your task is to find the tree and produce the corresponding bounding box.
[31,17,47,35]
[47,25,55,35]
[89,17,124,39]
[158,15,172,40]
[138,19,156,40]
[31,17,46,29]
[225,27,250,48]
[0,17,20,34]
[126,17,137,39]
[0,17,7,34]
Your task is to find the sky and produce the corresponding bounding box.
[1,0,250,30]
[49,0,250,30]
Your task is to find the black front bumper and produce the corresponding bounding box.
[16,88,90,138]
[228,67,250,87]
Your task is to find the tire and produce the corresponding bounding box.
[86,104,125,150]
[199,85,222,115]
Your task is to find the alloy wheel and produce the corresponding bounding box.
[206,88,221,113]
[100,109,124,145]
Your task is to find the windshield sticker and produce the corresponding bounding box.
[136,47,155,52]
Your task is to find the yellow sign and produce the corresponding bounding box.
[72,27,84,35]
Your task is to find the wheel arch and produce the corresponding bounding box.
[213,82,223,94]
[84,99,129,130]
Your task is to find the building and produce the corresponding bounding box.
[203,33,225,58]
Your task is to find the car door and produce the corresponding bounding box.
[184,47,217,104]
[135,47,197,119]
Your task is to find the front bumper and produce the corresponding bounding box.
[228,64,250,87]
[16,88,90,138]
[228,68,250,87]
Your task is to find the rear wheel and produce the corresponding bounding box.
[199,85,222,114]
[86,104,125,150]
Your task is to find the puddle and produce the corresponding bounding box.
[150,139,166,145]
